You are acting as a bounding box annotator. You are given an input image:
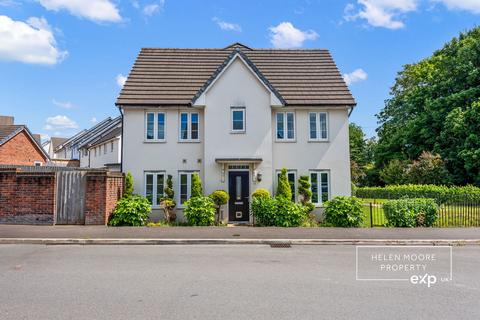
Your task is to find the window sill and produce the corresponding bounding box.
[144,140,166,143]
[275,139,297,143]
[308,139,329,143]
[178,140,201,143]
[230,131,246,134]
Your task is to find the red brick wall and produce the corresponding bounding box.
[0,131,47,166]
[85,172,123,225]
[0,170,56,224]
[0,168,123,225]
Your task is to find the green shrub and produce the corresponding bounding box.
[184,196,216,226]
[298,175,312,203]
[164,175,174,199]
[251,196,308,227]
[379,159,409,185]
[191,173,203,198]
[383,198,438,227]
[276,168,292,200]
[274,197,308,227]
[108,195,151,226]
[252,188,271,199]
[324,196,364,227]
[251,196,277,226]
[209,190,229,223]
[124,172,134,197]
[355,184,480,203]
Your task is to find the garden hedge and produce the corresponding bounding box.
[355,184,480,203]
[383,198,438,227]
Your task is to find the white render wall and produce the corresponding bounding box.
[121,57,351,221]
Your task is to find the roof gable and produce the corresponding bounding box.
[191,49,285,107]
[0,125,50,160]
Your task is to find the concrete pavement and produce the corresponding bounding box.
[0,244,479,320]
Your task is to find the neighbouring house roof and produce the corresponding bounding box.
[50,137,68,150]
[86,126,121,149]
[0,125,50,160]
[116,42,356,107]
[55,116,121,153]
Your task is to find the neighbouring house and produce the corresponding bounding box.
[0,116,49,166]
[53,116,121,170]
[117,42,355,222]
[78,118,122,171]
[42,137,68,159]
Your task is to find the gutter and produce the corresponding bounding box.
[118,106,124,173]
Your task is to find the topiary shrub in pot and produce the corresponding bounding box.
[160,175,177,222]
[383,198,438,227]
[209,190,229,223]
[184,196,216,226]
[108,195,151,226]
[324,196,364,227]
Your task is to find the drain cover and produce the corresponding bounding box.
[269,242,291,248]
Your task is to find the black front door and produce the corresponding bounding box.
[228,171,250,222]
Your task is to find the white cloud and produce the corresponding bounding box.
[343,68,368,85]
[90,117,97,123]
[0,15,67,65]
[133,0,165,17]
[269,22,318,48]
[212,17,242,32]
[0,0,20,6]
[344,0,419,29]
[116,74,127,88]
[44,115,78,130]
[433,0,480,14]
[38,0,122,23]
[52,99,73,109]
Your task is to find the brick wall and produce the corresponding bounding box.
[0,168,123,225]
[0,131,48,166]
[85,172,123,225]
[0,169,56,224]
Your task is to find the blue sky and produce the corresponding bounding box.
[0,0,479,140]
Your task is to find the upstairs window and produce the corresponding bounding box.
[145,112,166,141]
[179,112,199,141]
[309,112,328,141]
[310,171,330,205]
[231,107,245,133]
[145,172,165,207]
[276,112,295,141]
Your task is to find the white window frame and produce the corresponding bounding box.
[178,112,200,142]
[144,171,166,207]
[110,142,114,152]
[230,107,246,133]
[145,112,166,142]
[309,170,330,206]
[275,112,296,142]
[33,161,42,167]
[178,171,199,206]
[308,112,328,141]
[275,169,297,201]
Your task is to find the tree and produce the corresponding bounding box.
[124,172,134,197]
[349,123,367,166]
[375,27,480,185]
[298,175,314,213]
[191,173,203,198]
[408,152,451,185]
[164,175,174,199]
[379,159,409,185]
[276,168,292,200]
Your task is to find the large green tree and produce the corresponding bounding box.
[375,27,480,185]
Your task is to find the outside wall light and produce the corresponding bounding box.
[256,172,262,182]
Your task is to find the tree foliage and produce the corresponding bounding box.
[375,27,480,185]
[124,172,134,197]
[276,168,292,200]
[191,173,203,198]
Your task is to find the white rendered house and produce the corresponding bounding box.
[117,43,355,222]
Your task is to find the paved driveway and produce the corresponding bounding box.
[0,245,479,320]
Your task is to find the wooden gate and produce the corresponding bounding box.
[56,171,87,224]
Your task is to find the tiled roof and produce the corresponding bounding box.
[0,125,23,145]
[89,126,121,148]
[116,43,355,107]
